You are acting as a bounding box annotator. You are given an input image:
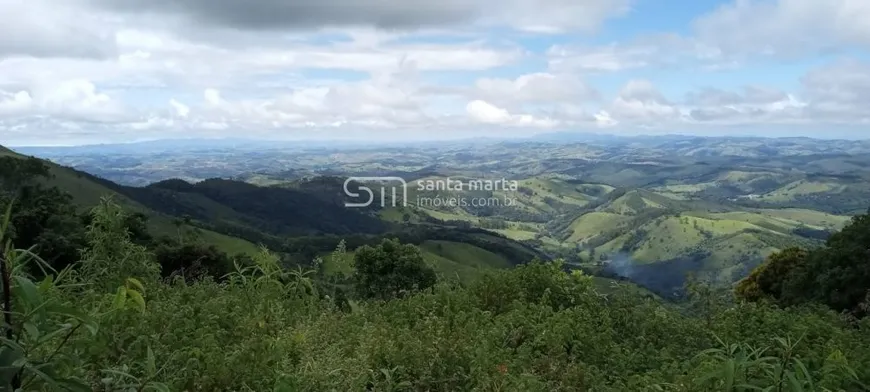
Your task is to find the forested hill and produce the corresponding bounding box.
[21,154,390,237]
[0,146,545,277]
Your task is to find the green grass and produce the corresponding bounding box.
[653,191,693,201]
[591,277,661,300]
[593,215,786,265]
[758,180,846,202]
[378,207,408,222]
[47,166,130,207]
[408,176,603,223]
[319,240,513,284]
[704,232,778,271]
[140,213,262,256]
[613,216,709,262]
[421,251,490,283]
[705,212,803,231]
[319,249,355,279]
[2,147,129,208]
[3,148,262,256]
[717,170,787,183]
[0,145,19,157]
[378,206,430,224]
[568,212,629,242]
[517,178,592,206]
[200,230,262,256]
[718,171,761,182]
[602,191,664,215]
[490,228,537,241]
[568,201,850,286]
[243,174,289,187]
[703,209,849,232]
[420,209,480,223]
[753,208,851,229]
[419,240,512,269]
[652,183,714,193]
[321,248,489,283]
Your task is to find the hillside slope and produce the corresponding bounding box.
[3,145,546,272]
[2,146,262,255]
[560,188,853,297]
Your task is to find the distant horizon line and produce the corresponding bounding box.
[6,130,870,149]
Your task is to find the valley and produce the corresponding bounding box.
[9,134,870,298]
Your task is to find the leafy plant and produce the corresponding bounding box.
[0,201,97,391]
[0,196,868,391]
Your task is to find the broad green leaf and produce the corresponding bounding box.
[112,286,127,309]
[791,358,814,390]
[12,276,41,309]
[22,322,39,342]
[146,346,157,376]
[125,277,144,293]
[126,289,146,313]
[786,372,804,392]
[38,275,53,293]
[18,247,55,276]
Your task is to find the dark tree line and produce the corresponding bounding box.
[1,157,88,271]
[283,225,546,267]
[736,209,870,317]
[0,156,242,281]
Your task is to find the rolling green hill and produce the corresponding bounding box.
[11,137,870,299]
[567,212,628,242]
[320,239,515,284]
[382,170,859,297]
[2,145,545,277]
[2,146,261,256]
[0,145,17,156]
[335,167,858,297]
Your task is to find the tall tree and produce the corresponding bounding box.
[0,157,87,271]
[352,239,436,300]
[736,209,870,317]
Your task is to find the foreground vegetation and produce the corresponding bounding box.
[1,198,869,391]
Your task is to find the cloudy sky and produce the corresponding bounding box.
[1,0,869,145]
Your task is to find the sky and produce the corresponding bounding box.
[1,0,869,146]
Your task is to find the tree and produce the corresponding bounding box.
[352,239,436,300]
[790,212,870,315]
[122,212,154,246]
[172,215,200,245]
[735,209,870,317]
[735,247,808,303]
[0,157,88,272]
[0,156,51,194]
[154,243,233,281]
